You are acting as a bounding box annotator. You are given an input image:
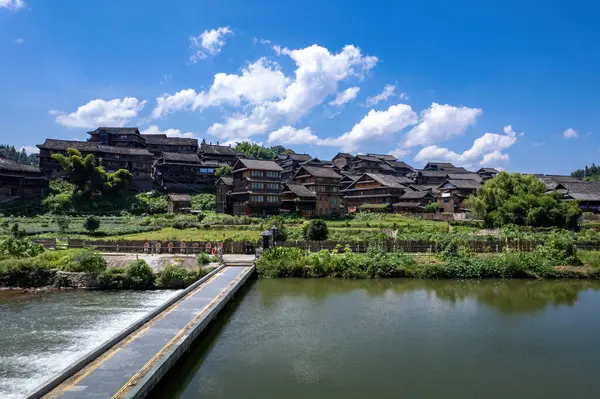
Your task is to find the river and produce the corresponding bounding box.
[154,279,600,399]
[0,289,180,399]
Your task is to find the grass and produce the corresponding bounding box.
[114,227,261,241]
[579,251,600,269]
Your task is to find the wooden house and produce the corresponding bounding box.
[231,159,283,216]
[153,152,217,191]
[438,179,482,213]
[167,194,192,213]
[215,176,233,214]
[342,173,411,213]
[0,157,48,202]
[393,190,437,213]
[280,183,317,217]
[292,166,343,217]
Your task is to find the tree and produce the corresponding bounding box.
[0,144,38,165]
[465,172,581,229]
[54,215,71,234]
[423,202,438,213]
[303,219,329,241]
[572,163,600,182]
[52,148,132,201]
[267,216,288,242]
[215,165,233,177]
[234,142,294,160]
[83,215,101,234]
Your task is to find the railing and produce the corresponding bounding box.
[31,238,600,254]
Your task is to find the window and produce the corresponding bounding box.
[251,182,263,190]
[251,170,264,177]
[251,195,263,202]
[267,183,279,190]
[266,171,279,178]
[266,195,278,203]
[332,198,337,205]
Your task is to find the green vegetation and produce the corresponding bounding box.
[303,219,329,241]
[257,240,599,280]
[572,163,600,182]
[423,202,438,213]
[155,263,214,289]
[233,142,294,160]
[0,144,38,165]
[191,194,216,212]
[215,165,233,177]
[465,172,581,228]
[125,259,155,288]
[83,215,101,234]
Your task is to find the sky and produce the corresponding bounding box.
[1,0,598,174]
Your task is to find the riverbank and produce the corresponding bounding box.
[0,246,218,290]
[256,247,600,280]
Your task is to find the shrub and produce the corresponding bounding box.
[83,215,101,234]
[423,202,438,213]
[98,267,128,289]
[54,215,71,234]
[198,252,212,265]
[303,219,329,241]
[0,237,44,257]
[267,216,288,242]
[60,249,107,273]
[125,259,155,288]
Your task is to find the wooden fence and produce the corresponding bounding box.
[32,238,600,254]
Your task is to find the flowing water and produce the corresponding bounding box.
[154,279,600,399]
[0,289,180,398]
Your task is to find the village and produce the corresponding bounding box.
[1,126,600,218]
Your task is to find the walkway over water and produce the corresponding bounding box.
[35,264,255,399]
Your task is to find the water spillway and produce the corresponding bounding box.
[28,265,255,399]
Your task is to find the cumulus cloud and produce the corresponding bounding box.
[403,103,482,147]
[0,0,25,11]
[207,114,272,140]
[20,145,39,154]
[563,128,579,139]
[152,58,288,118]
[189,26,233,62]
[389,148,410,159]
[267,126,323,145]
[141,125,197,138]
[365,84,397,107]
[329,87,360,107]
[52,98,147,129]
[206,44,378,141]
[413,125,520,168]
[324,104,418,152]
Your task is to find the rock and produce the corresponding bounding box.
[53,271,99,289]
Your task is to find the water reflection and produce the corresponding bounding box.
[256,279,600,314]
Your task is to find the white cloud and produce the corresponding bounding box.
[189,26,233,62]
[403,103,482,147]
[206,44,378,141]
[0,0,25,11]
[152,58,287,118]
[324,104,418,152]
[389,148,410,159]
[532,141,546,147]
[207,114,271,140]
[141,125,197,139]
[13,38,24,44]
[563,128,578,139]
[52,97,147,129]
[365,84,397,107]
[267,126,323,145]
[329,86,360,107]
[414,125,520,168]
[20,145,39,154]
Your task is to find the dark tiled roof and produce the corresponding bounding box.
[364,173,409,188]
[333,152,353,160]
[289,154,312,162]
[88,127,141,135]
[298,166,342,179]
[418,170,449,177]
[0,157,41,173]
[168,194,191,202]
[560,182,600,201]
[162,152,201,163]
[200,143,237,156]
[477,168,499,173]
[425,162,456,170]
[392,202,423,208]
[142,134,198,146]
[354,155,382,162]
[283,183,317,198]
[399,190,435,200]
[366,153,397,161]
[446,173,483,183]
[409,184,440,193]
[386,160,414,170]
[38,139,153,157]
[236,159,283,171]
[445,167,471,174]
[341,173,360,181]
[441,179,482,190]
[216,176,233,186]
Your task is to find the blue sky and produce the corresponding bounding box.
[1,0,598,174]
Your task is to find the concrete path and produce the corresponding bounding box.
[103,253,218,272]
[41,265,254,399]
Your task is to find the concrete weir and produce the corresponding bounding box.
[31,264,255,399]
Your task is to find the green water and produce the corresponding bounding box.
[155,279,600,399]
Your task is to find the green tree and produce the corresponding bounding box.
[126,259,155,288]
[423,202,438,213]
[303,219,329,241]
[215,165,233,177]
[267,216,288,242]
[234,142,294,160]
[54,215,71,234]
[465,172,581,228]
[0,144,38,165]
[83,215,101,234]
[191,194,216,211]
